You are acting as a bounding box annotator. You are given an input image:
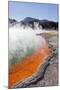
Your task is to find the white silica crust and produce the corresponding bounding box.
[9,26,46,67]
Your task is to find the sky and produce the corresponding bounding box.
[8,1,58,22]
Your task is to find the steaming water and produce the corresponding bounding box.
[9,26,47,67]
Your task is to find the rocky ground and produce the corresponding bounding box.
[27,31,58,87]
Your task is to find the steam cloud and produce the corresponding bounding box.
[9,26,47,67]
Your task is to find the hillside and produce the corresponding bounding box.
[9,17,58,30]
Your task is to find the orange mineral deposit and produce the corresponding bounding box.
[9,43,51,88]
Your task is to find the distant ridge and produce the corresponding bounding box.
[9,17,58,30]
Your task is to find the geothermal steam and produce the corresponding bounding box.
[9,26,47,67]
